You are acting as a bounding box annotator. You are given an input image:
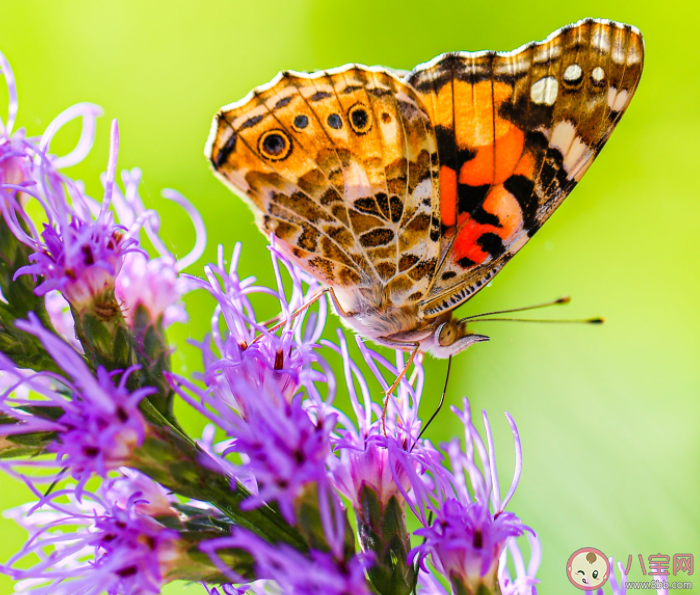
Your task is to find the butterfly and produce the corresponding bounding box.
[205,18,643,375]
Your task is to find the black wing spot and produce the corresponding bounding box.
[215,133,237,167]
[353,197,381,217]
[477,233,505,258]
[359,228,395,247]
[274,96,292,110]
[434,125,476,170]
[239,114,264,131]
[399,254,420,272]
[327,114,343,129]
[389,195,403,223]
[458,184,497,225]
[503,175,537,228]
[293,114,309,130]
[310,91,332,101]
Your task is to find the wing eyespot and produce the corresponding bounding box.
[327,113,343,129]
[292,114,309,131]
[347,102,372,135]
[258,129,293,161]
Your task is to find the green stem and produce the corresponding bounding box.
[132,400,308,552]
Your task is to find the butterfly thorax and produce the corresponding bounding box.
[334,286,489,357]
[334,288,434,345]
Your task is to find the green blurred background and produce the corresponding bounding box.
[1,0,698,593]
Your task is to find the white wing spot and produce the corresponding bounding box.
[591,67,606,83]
[627,45,643,65]
[607,87,629,111]
[563,64,583,83]
[530,76,558,105]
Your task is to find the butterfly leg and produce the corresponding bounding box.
[251,287,330,343]
[252,286,352,344]
[381,342,420,435]
[408,351,425,386]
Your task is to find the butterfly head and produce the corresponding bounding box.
[424,317,490,359]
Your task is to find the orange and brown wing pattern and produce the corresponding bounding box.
[206,66,441,307]
[405,18,644,318]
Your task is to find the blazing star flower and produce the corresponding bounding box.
[202,530,373,595]
[395,398,528,595]
[111,167,205,327]
[10,119,143,312]
[325,330,444,509]
[0,50,101,212]
[3,475,181,595]
[189,241,328,409]
[416,533,540,595]
[104,468,179,519]
[0,313,151,492]
[170,243,340,528]
[44,290,83,352]
[497,533,541,595]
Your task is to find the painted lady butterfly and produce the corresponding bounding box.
[206,19,643,371]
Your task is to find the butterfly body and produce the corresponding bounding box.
[206,18,643,358]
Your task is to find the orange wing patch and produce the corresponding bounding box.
[406,19,644,319]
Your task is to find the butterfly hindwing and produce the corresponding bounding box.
[206,66,441,306]
[404,19,644,318]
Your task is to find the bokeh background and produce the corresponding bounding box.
[1,0,699,593]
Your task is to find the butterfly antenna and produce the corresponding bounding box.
[460,296,571,322]
[411,355,452,451]
[468,317,604,324]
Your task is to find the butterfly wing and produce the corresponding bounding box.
[404,18,644,318]
[206,66,441,309]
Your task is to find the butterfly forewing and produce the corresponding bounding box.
[206,66,442,307]
[405,19,644,318]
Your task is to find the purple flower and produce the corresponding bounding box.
[3,473,180,595]
[416,533,540,595]
[11,120,143,309]
[111,168,205,327]
[0,313,152,492]
[171,243,340,530]
[497,533,541,595]
[44,290,83,352]
[190,242,328,410]
[104,468,178,519]
[0,57,202,320]
[1,50,126,316]
[396,398,529,595]
[0,100,126,300]
[202,530,373,595]
[0,50,101,211]
[325,330,432,511]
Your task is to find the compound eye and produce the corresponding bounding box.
[258,129,292,161]
[438,322,457,347]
